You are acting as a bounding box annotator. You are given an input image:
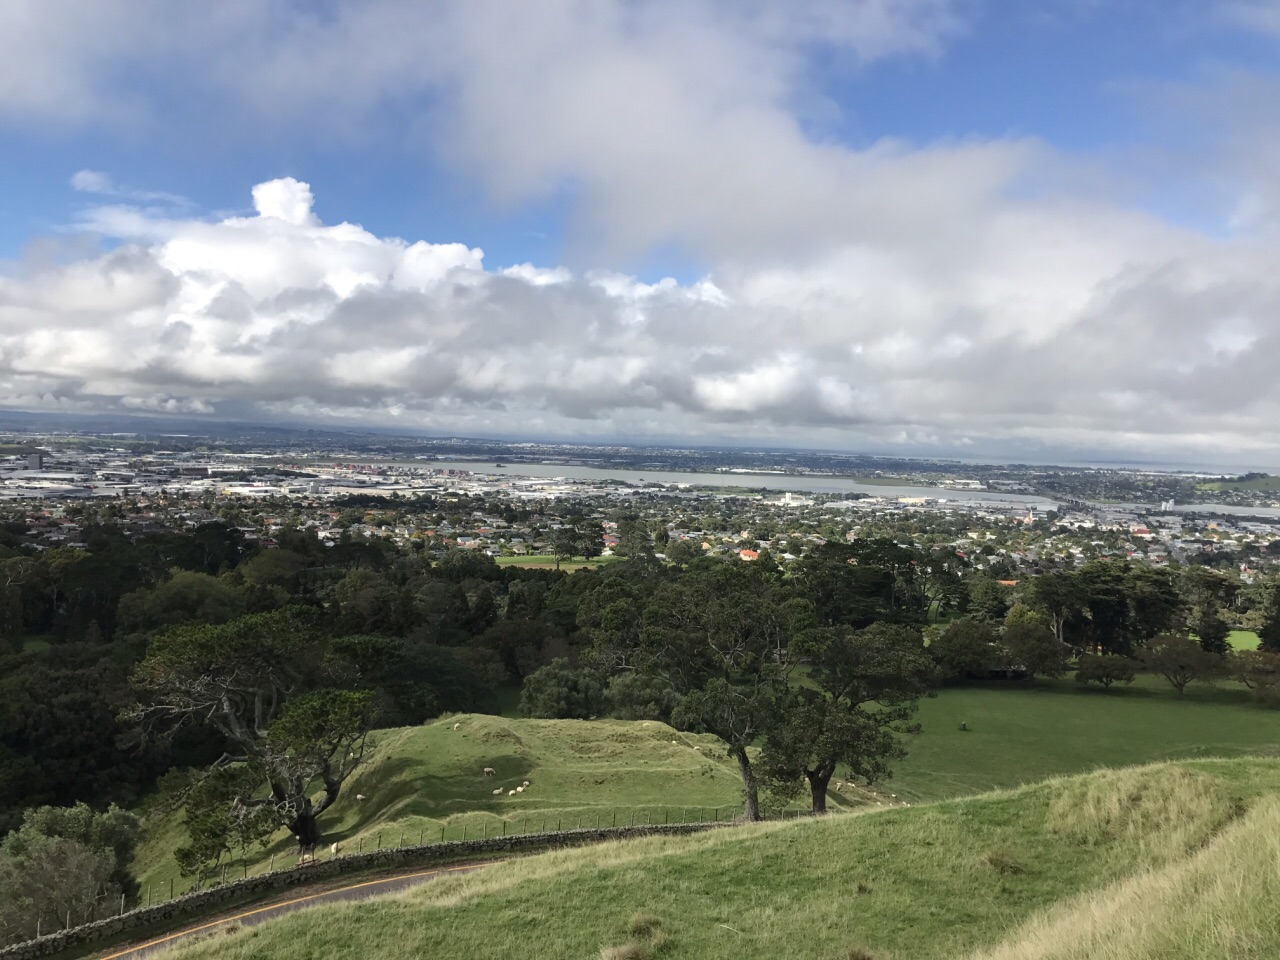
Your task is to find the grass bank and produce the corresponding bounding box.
[132,716,758,893]
[159,759,1280,960]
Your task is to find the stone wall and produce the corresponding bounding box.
[0,823,721,960]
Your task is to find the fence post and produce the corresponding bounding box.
[270,854,275,872]
[502,820,507,836]
[420,828,424,846]
[169,879,174,900]
[462,824,467,841]
[441,826,445,842]
[377,832,382,850]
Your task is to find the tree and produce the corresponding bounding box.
[1074,653,1137,690]
[1002,620,1071,679]
[604,672,680,722]
[929,618,1000,681]
[519,660,607,719]
[131,609,375,857]
[116,569,247,635]
[1257,583,1280,653]
[0,802,140,945]
[635,565,808,821]
[760,624,934,813]
[1028,572,1085,644]
[551,528,579,570]
[968,577,1010,624]
[1138,633,1224,696]
[1191,605,1231,656]
[1229,649,1280,707]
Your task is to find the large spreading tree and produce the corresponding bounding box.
[760,624,935,813]
[131,608,374,857]
[636,563,809,821]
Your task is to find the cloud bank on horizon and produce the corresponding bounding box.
[2,0,1280,464]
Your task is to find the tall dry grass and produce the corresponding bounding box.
[969,795,1280,960]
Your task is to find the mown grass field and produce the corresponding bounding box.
[160,759,1280,960]
[1230,629,1261,650]
[892,674,1280,802]
[1198,475,1280,492]
[494,555,620,570]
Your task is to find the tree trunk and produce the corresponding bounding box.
[806,763,835,814]
[289,812,322,853]
[732,746,761,822]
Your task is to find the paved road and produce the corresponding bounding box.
[96,862,493,960]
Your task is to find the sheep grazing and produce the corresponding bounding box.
[522,780,530,788]
[508,789,516,796]
[453,722,461,731]
[356,794,366,801]
[516,786,524,793]
[492,788,502,795]
[330,842,339,856]
[483,767,497,777]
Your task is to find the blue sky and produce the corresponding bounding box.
[1,1,1280,464]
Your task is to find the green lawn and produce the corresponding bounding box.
[1229,629,1261,650]
[494,555,620,570]
[162,759,1280,960]
[1198,475,1280,492]
[891,675,1280,803]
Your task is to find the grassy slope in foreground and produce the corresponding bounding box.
[162,759,1280,960]
[133,716,763,891]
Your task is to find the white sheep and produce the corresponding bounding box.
[671,740,678,745]
[492,788,502,795]
[483,767,496,777]
[508,789,516,796]
[522,780,530,787]
[516,786,524,793]
[356,793,366,801]
[453,722,461,731]
[329,842,338,856]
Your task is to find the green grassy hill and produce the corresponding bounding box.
[160,759,1280,960]
[134,678,1280,893]
[133,715,803,892]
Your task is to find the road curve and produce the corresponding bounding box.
[95,862,494,960]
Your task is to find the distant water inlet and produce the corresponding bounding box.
[410,460,1061,506]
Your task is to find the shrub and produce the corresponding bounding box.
[1228,649,1280,707]
[606,673,681,722]
[519,659,607,719]
[1075,653,1137,690]
[1138,634,1225,696]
